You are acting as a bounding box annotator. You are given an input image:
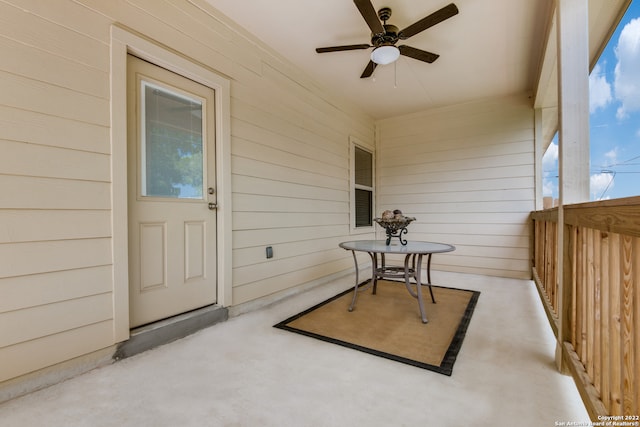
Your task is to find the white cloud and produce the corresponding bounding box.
[543,179,557,197]
[614,18,640,119]
[542,142,558,197]
[590,172,615,200]
[589,63,612,113]
[542,142,558,171]
[604,148,618,166]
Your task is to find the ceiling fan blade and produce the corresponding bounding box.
[360,60,378,78]
[399,45,440,63]
[353,0,385,35]
[399,3,459,39]
[316,44,371,53]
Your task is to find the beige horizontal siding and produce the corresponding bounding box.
[0,238,112,279]
[232,137,345,180]
[0,176,110,210]
[379,176,533,195]
[233,248,346,287]
[0,210,110,243]
[0,0,117,384]
[418,232,529,249]
[381,189,532,204]
[233,194,347,214]
[0,321,114,383]
[0,293,112,348]
[232,157,346,191]
[0,140,110,181]
[0,267,113,313]
[377,95,535,279]
[228,62,371,302]
[380,165,533,188]
[0,106,109,154]
[232,175,349,202]
[257,60,372,139]
[232,70,358,153]
[233,212,348,231]
[233,225,347,249]
[379,135,533,166]
[413,222,529,236]
[232,119,346,168]
[232,258,353,303]
[79,0,240,75]
[0,36,108,99]
[408,200,534,214]
[0,2,110,72]
[0,71,109,125]
[233,236,351,268]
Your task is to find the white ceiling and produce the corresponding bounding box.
[205,0,553,119]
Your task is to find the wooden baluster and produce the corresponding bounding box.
[593,230,602,396]
[586,228,595,381]
[576,226,585,361]
[601,231,611,413]
[633,236,640,416]
[620,235,634,414]
[571,225,579,350]
[609,233,622,414]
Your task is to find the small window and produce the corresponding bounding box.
[350,138,374,231]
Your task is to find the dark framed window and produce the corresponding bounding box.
[352,141,374,229]
[355,188,372,227]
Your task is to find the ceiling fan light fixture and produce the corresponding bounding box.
[370,45,400,65]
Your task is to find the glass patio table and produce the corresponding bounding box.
[339,240,455,323]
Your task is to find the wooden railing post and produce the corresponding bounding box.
[555,0,592,377]
[558,218,572,373]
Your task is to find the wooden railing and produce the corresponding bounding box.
[531,207,560,333]
[531,196,640,419]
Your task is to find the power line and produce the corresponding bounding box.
[593,154,640,169]
[598,171,616,199]
[619,154,640,164]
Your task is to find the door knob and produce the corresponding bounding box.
[208,202,217,210]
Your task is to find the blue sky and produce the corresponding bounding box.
[543,1,640,201]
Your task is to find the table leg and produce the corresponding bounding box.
[403,255,418,299]
[348,250,359,312]
[426,253,436,303]
[348,250,376,312]
[372,252,378,295]
[413,254,428,323]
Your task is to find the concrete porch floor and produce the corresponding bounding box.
[0,271,589,426]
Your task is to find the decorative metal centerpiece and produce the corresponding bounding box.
[374,209,416,245]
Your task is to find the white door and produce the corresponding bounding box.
[127,55,217,328]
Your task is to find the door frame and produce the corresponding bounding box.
[110,26,232,342]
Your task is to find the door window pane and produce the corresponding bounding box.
[141,81,204,199]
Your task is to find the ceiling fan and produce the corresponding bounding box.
[315,0,459,78]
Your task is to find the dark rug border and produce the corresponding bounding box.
[274,280,480,376]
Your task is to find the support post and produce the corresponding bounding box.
[534,108,544,211]
[555,0,591,371]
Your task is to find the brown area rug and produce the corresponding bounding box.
[274,280,479,375]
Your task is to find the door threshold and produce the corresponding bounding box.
[114,305,228,360]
